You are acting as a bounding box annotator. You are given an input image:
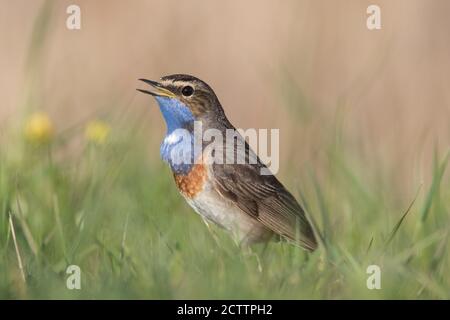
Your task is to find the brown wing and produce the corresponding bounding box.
[210,141,318,251]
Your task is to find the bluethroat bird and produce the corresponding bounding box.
[138,74,317,251]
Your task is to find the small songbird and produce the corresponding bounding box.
[138,74,317,251]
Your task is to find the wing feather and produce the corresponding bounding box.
[210,137,318,251]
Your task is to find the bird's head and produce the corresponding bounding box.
[138,74,224,133]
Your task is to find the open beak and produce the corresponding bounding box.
[137,79,176,98]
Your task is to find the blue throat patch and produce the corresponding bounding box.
[155,97,196,175]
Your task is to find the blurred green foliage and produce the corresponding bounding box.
[0,0,448,300]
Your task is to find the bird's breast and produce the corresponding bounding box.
[173,161,273,244]
[173,163,207,198]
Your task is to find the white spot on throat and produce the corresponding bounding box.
[164,131,183,145]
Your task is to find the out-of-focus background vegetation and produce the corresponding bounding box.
[0,0,449,299]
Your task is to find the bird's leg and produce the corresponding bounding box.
[260,240,270,259]
[201,218,231,274]
[202,217,223,249]
[240,243,263,273]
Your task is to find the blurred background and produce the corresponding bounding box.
[1,0,449,185]
[0,0,449,299]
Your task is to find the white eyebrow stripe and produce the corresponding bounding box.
[161,80,196,89]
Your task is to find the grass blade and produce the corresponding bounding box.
[385,184,422,247]
[9,212,26,284]
[420,150,449,222]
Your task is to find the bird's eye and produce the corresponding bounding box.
[181,85,194,97]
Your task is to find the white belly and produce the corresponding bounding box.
[182,180,272,245]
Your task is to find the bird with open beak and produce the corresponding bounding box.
[138,74,317,251]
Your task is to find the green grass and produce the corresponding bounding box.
[0,113,448,299]
[0,0,448,300]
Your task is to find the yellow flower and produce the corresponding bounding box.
[85,121,110,145]
[24,112,54,144]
